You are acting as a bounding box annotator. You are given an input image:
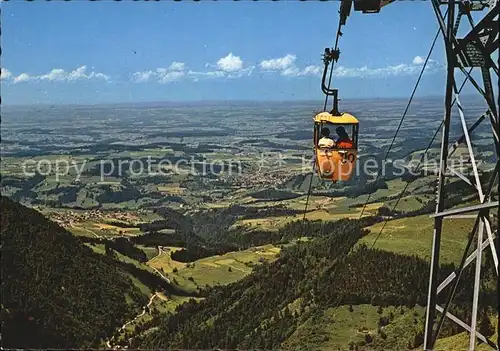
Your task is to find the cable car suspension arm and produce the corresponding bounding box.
[321,2,350,114]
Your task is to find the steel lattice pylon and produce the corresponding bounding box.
[423,0,499,350]
[335,0,498,348]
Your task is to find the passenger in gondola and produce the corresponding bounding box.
[335,126,353,148]
[318,127,335,148]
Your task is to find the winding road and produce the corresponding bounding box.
[119,293,157,331]
[105,293,158,349]
[148,246,171,283]
[105,246,172,348]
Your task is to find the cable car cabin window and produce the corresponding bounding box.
[316,124,358,150]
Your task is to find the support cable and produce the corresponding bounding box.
[371,122,442,247]
[301,163,316,225]
[370,67,474,248]
[359,21,443,219]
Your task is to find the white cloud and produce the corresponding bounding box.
[37,66,110,82]
[39,68,67,81]
[196,53,253,80]
[259,54,296,71]
[412,56,425,65]
[245,65,255,77]
[281,66,300,77]
[187,66,253,81]
[132,54,442,84]
[158,70,185,83]
[216,53,243,73]
[132,70,155,83]
[132,62,188,83]
[68,66,91,80]
[281,65,322,77]
[0,53,442,88]
[257,54,441,79]
[91,72,110,80]
[301,65,322,76]
[3,65,110,84]
[258,54,320,77]
[188,70,225,78]
[1,68,12,80]
[168,62,186,71]
[330,58,441,78]
[13,73,31,83]
[133,54,253,83]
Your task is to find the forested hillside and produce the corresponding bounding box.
[0,196,147,349]
[133,218,497,350]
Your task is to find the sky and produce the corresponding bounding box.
[0,1,478,105]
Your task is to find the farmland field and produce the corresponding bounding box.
[2,97,497,349]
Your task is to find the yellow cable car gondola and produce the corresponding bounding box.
[313,107,359,182]
[314,44,359,182]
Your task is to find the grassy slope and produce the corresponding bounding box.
[435,324,498,351]
[231,202,382,231]
[359,215,474,265]
[384,194,433,212]
[227,176,437,231]
[148,244,281,291]
[138,245,159,261]
[283,304,426,350]
[176,244,281,288]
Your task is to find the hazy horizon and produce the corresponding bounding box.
[1,93,486,109]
